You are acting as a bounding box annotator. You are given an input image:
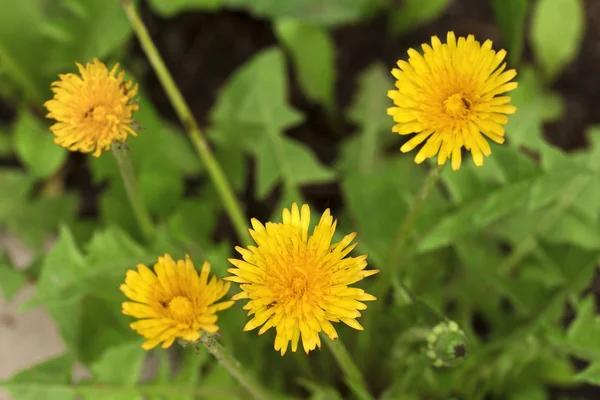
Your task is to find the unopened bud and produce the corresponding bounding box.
[426,320,469,367]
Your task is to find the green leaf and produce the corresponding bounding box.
[0,261,26,301]
[6,193,78,248]
[275,20,336,111]
[566,296,600,353]
[138,164,184,216]
[2,355,75,400]
[505,66,564,151]
[491,0,528,64]
[340,63,394,174]
[223,0,376,26]
[14,108,66,178]
[531,0,585,81]
[542,211,600,249]
[0,169,35,222]
[255,136,335,199]
[148,0,221,16]
[388,0,450,36]
[44,0,132,72]
[575,362,600,386]
[212,47,334,198]
[87,342,146,400]
[0,0,50,101]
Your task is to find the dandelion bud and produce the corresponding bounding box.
[426,320,469,367]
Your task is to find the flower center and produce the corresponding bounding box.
[444,93,471,117]
[291,277,308,298]
[167,296,194,322]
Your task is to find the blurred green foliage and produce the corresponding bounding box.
[0,0,598,399]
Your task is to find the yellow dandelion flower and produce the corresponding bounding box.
[226,203,379,356]
[120,254,234,350]
[44,58,139,157]
[387,31,518,170]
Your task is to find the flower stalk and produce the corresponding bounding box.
[323,335,374,400]
[197,334,274,400]
[119,0,251,245]
[111,143,155,242]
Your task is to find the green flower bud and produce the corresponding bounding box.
[426,320,469,367]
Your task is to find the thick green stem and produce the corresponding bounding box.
[111,143,155,241]
[323,335,374,400]
[198,334,275,400]
[119,0,251,245]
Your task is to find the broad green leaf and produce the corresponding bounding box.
[341,63,394,174]
[275,20,336,111]
[87,342,145,400]
[6,193,78,248]
[507,385,547,400]
[43,0,132,72]
[566,296,600,352]
[255,136,335,199]
[223,0,376,26]
[24,225,86,309]
[542,211,600,249]
[13,108,66,178]
[0,0,50,101]
[0,169,35,222]
[418,165,589,252]
[148,0,221,16]
[505,67,564,150]
[139,164,184,216]
[24,226,151,309]
[491,0,528,64]
[168,197,217,248]
[531,0,585,81]
[575,362,600,386]
[212,47,334,198]
[0,261,26,301]
[388,0,449,36]
[2,355,75,400]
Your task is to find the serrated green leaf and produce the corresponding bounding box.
[255,136,335,199]
[388,0,449,36]
[491,0,528,64]
[139,164,184,216]
[542,211,600,249]
[275,20,335,111]
[13,108,66,178]
[212,47,334,198]
[3,355,75,400]
[531,0,585,81]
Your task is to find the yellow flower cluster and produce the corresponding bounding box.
[44,30,518,354]
[120,203,378,354]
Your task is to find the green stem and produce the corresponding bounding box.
[385,164,444,282]
[119,0,251,245]
[323,335,374,400]
[111,143,155,242]
[198,334,274,400]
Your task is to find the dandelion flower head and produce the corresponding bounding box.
[121,254,234,350]
[226,203,379,356]
[387,31,518,170]
[44,58,139,157]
